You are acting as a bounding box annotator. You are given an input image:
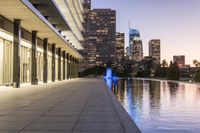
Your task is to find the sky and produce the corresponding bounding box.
[92,0,200,65]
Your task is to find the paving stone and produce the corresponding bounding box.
[0,79,140,133]
[23,122,75,131]
[73,122,123,132]
[36,115,79,122]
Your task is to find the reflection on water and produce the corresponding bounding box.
[105,78,200,133]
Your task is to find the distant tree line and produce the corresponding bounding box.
[79,58,200,82]
[193,59,200,82]
[136,59,180,80]
[79,61,132,78]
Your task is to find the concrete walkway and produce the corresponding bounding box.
[0,79,140,133]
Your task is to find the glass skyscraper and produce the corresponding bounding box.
[129,29,143,61]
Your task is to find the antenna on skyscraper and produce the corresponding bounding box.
[129,20,131,30]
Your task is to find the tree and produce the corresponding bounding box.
[79,66,106,77]
[193,59,200,67]
[154,65,167,78]
[122,62,132,77]
[161,59,168,68]
[135,57,156,78]
[167,61,180,80]
[193,59,200,82]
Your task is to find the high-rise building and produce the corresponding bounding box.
[131,37,143,61]
[149,39,161,64]
[80,0,92,70]
[0,0,85,87]
[173,55,185,67]
[85,9,116,67]
[115,32,125,63]
[129,29,140,58]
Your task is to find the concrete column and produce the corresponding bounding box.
[75,59,78,78]
[74,58,76,78]
[77,59,79,78]
[31,31,38,85]
[13,19,21,88]
[71,57,73,78]
[58,48,61,81]
[43,38,48,83]
[52,44,56,82]
[72,57,75,78]
[66,53,69,79]
[62,51,66,80]
[69,55,72,79]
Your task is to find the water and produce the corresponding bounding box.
[106,78,200,133]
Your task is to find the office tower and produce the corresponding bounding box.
[131,37,143,61]
[86,9,116,67]
[173,55,185,67]
[149,39,161,64]
[115,32,125,63]
[0,0,85,87]
[129,28,140,58]
[80,0,92,70]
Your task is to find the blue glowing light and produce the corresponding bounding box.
[104,68,119,89]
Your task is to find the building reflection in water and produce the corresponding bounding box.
[104,78,200,133]
[148,80,161,113]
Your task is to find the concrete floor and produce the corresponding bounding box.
[0,79,140,133]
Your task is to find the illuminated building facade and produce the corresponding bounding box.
[149,39,161,64]
[131,37,143,61]
[115,32,125,63]
[86,9,116,67]
[129,29,140,59]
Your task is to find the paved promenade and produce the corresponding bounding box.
[0,79,140,133]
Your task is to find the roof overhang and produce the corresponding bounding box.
[28,0,71,31]
[54,0,84,42]
[28,0,84,50]
[0,0,83,59]
[67,0,84,31]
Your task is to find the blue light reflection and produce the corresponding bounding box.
[104,68,118,90]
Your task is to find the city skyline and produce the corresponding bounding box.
[92,0,200,66]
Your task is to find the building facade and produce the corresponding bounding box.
[149,39,161,64]
[173,55,185,67]
[129,28,140,59]
[115,32,125,63]
[84,9,116,67]
[131,37,143,61]
[79,0,91,71]
[0,0,85,87]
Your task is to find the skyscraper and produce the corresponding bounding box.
[115,32,125,63]
[173,55,185,67]
[131,37,143,61]
[80,0,92,70]
[149,39,161,64]
[86,9,116,67]
[129,29,140,58]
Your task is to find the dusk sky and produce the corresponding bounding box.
[92,0,200,65]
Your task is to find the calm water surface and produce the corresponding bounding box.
[105,78,200,133]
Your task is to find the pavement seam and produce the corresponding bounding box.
[72,82,94,132]
[71,83,94,132]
